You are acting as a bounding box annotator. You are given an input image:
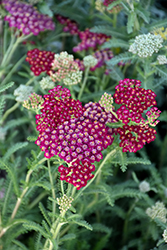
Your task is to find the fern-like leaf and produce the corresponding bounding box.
[92,223,111,234]
[0,95,6,120]
[27,135,38,142]
[0,160,19,197]
[107,65,124,81]
[71,219,93,231]
[23,221,51,239]
[90,26,126,38]
[136,7,150,23]
[154,65,167,78]
[102,38,129,49]
[107,52,136,66]
[0,81,14,93]
[12,240,28,250]
[5,118,29,130]
[3,142,28,161]
[59,233,76,243]
[39,202,52,226]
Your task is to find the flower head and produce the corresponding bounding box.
[99,92,114,113]
[2,0,55,35]
[56,14,79,35]
[23,93,44,112]
[129,33,163,58]
[157,55,167,65]
[113,78,161,152]
[26,48,55,76]
[39,76,55,90]
[146,201,167,223]
[83,55,98,68]
[49,51,82,85]
[139,180,150,193]
[57,194,73,213]
[14,84,33,102]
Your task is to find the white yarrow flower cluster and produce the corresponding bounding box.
[14,85,33,103]
[129,33,163,58]
[39,76,55,90]
[157,55,167,65]
[99,92,114,113]
[83,55,98,68]
[146,201,167,223]
[50,51,83,85]
[139,180,150,193]
[57,194,73,214]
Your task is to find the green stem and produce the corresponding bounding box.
[27,191,48,210]
[48,160,56,222]
[0,102,20,125]
[78,67,89,100]
[75,148,118,201]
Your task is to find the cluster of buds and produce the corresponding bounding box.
[112,78,161,152]
[57,194,73,213]
[23,93,44,112]
[157,55,167,65]
[49,52,82,85]
[95,0,105,13]
[58,159,95,190]
[14,84,33,103]
[2,0,55,35]
[146,201,167,223]
[99,92,114,113]
[39,76,55,90]
[139,180,150,193]
[129,33,163,58]
[83,55,98,68]
[140,107,161,127]
[26,48,55,76]
[56,14,79,35]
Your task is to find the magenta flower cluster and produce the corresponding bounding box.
[56,14,79,35]
[35,86,116,189]
[113,78,161,153]
[2,0,55,35]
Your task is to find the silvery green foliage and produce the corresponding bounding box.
[157,55,167,65]
[14,85,33,102]
[83,55,98,68]
[139,180,150,193]
[146,201,167,223]
[163,229,167,243]
[39,76,55,90]
[129,33,163,58]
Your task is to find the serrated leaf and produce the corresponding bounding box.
[5,118,29,130]
[0,81,14,93]
[127,157,151,165]
[107,52,135,66]
[72,219,93,231]
[23,222,51,239]
[102,39,129,49]
[154,65,167,78]
[59,233,76,243]
[107,65,124,81]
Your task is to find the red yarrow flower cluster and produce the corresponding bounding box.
[2,0,55,35]
[73,28,110,52]
[26,48,55,76]
[35,86,115,189]
[56,14,79,35]
[113,78,161,152]
[58,159,95,190]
